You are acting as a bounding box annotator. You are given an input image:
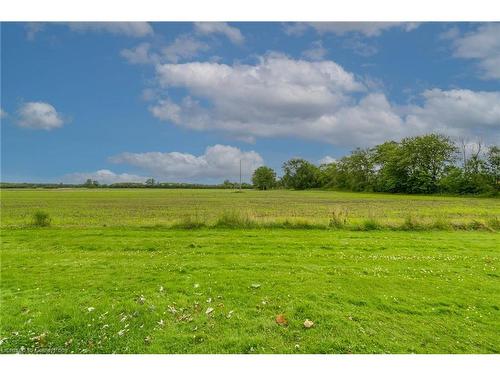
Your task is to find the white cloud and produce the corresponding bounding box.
[194,22,244,44]
[162,34,209,63]
[148,55,500,147]
[0,108,7,119]
[121,35,210,66]
[449,23,500,80]
[110,144,263,181]
[25,22,45,41]
[284,22,420,37]
[120,43,159,65]
[62,169,146,184]
[17,102,65,130]
[66,22,153,37]
[302,41,327,61]
[405,89,500,139]
[319,156,336,165]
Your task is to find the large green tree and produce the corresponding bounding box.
[396,134,457,194]
[281,158,320,190]
[336,148,375,192]
[252,166,277,190]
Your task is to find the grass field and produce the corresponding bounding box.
[1,189,499,353]
[1,189,499,228]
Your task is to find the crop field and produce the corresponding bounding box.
[1,189,499,228]
[1,189,499,353]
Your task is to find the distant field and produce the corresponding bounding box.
[1,189,499,228]
[0,189,499,353]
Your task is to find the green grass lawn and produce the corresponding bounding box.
[1,228,499,353]
[0,189,499,353]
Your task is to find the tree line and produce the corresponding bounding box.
[252,134,499,195]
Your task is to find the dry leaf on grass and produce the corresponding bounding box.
[275,314,288,325]
[303,319,314,328]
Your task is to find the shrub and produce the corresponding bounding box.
[360,218,381,231]
[328,208,349,229]
[172,215,207,229]
[214,211,257,228]
[401,215,423,230]
[487,217,500,231]
[32,210,51,227]
[431,218,452,230]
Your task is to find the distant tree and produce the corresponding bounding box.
[222,180,236,189]
[84,178,99,188]
[282,158,320,190]
[397,134,457,194]
[336,148,375,192]
[318,162,339,188]
[252,166,277,190]
[487,146,500,192]
[372,141,403,192]
[145,178,157,186]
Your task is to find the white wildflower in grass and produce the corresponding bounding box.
[157,319,164,327]
[194,283,200,288]
[206,297,212,303]
[117,329,126,336]
[87,307,95,312]
[227,310,234,319]
[159,286,164,293]
[137,295,146,304]
[205,307,214,315]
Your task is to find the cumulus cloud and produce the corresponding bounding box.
[109,144,263,181]
[448,23,500,80]
[284,22,419,37]
[121,35,209,66]
[121,42,159,65]
[66,22,153,37]
[147,53,500,146]
[301,41,327,61]
[62,169,146,184]
[17,102,65,130]
[194,22,244,44]
[162,34,209,63]
[405,89,500,139]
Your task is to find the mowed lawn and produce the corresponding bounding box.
[0,189,499,353]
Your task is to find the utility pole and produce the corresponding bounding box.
[239,159,242,191]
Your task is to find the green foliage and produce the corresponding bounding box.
[32,210,51,227]
[336,148,375,192]
[282,158,320,190]
[281,133,497,195]
[252,166,277,190]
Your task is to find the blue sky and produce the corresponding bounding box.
[1,22,499,183]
